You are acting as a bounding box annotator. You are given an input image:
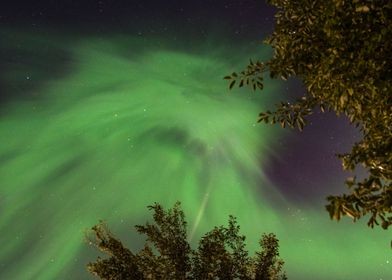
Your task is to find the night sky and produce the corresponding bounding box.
[0,1,391,279]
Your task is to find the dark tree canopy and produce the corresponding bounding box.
[87,202,287,280]
[225,0,392,230]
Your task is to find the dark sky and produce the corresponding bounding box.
[1,0,276,36]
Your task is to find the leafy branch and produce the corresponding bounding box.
[224,59,267,91]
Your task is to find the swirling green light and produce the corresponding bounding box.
[0,31,390,280]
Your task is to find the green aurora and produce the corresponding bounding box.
[0,30,391,279]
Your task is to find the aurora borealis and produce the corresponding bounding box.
[1,1,391,279]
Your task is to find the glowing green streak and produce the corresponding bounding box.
[0,31,391,280]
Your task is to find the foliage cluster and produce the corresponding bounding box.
[87,202,287,280]
[225,0,392,230]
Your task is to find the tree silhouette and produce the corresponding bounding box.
[226,0,392,231]
[87,202,287,280]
